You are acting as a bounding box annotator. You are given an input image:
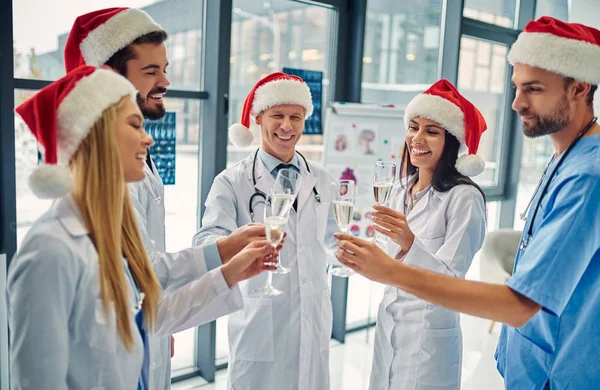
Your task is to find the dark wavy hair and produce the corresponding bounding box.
[400,130,486,203]
[104,30,168,77]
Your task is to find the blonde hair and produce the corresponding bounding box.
[70,96,161,351]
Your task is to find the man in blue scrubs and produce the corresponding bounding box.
[332,16,600,389]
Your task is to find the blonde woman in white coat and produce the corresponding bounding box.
[7,66,277,390]
[335,79,488,390]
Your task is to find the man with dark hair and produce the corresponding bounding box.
[65,8,267,390]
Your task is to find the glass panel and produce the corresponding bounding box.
[535,0,569,20]
[457,36,509,188]
[463,0,517,28]
[513,136,554,230]
[14,89,53,248]
[345,275,385,328]
[13,0,204,90]
[227,0,334,166]
[163,97,202,372]
[216,316,229,364]
[171,329,196,373]
[219,0,336,364]
[361,0,443,105]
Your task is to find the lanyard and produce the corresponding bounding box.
[519,117,597,252]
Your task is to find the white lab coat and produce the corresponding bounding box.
[194,152,339,390]
[7,195,242,389]
[128,161,243,389]
[369,180,486,390]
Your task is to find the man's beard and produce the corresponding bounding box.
[137,88,167,120]
[520,94,570,138]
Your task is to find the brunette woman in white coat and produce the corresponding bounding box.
[336,79,488,390]
[7,66,276,389]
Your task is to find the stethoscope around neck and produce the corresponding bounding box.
[248,148,321,221]
[518,116,597,252]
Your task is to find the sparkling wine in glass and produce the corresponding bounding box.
[329,180,356,278]
[252,189,291,297]
[373,161,397,245]
[271,169,300,274]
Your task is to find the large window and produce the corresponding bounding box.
[13,89,53,246]
[361,0,443,105]
[13,0,160,80]
[463,0,518,28]
[226,0,335,165]
[457,36,509,187]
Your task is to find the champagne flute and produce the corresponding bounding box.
[252,189,291,297]
[373,161,397,245]
[329,180,356,277]
[271,168,301,274]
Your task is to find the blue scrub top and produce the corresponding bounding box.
[495,135,600,389]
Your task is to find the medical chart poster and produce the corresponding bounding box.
[322,103,406,240]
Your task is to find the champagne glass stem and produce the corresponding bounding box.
[265,271,273,288]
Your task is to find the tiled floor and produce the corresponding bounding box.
[172,314,505,390]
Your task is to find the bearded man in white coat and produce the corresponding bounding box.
[64,8,267,389]
[194,72,339,390]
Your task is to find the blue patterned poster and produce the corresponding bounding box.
[282,67,323,135]
[144,111,176,185]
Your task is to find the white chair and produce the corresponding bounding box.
[479,229,522,333]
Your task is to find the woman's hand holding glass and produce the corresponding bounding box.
[221,241,278,288]
[371,204,415,254]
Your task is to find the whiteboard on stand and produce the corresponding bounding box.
[322,102,406,241]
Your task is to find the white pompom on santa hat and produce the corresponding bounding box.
[404,79,488,177]
[229,72,314,147]
[15,65,137,198]
[507,16,600,85]
[64,7,163,72]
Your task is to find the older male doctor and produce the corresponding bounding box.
[194,72,339,390]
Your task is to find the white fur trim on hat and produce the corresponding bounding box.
[229,123,254,147]
[29,164,73,199]
[404,93,465,143]
[56,69,137,164]
[455,154,485,177]
[508,32,600,85]
[80,9,163,67]
[251,79,314,118]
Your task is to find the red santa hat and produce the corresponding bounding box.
[403,79,487,177]
[229,72,314,147]
[508,16,600,84]
[15,66,137,199]
[64,7,163,72]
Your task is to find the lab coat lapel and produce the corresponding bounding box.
[254,159,275,199]
[406,189,432,223]
[297,165,316,214]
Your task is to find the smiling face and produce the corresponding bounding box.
[405,116,446,173]
[256,104,305,162]
[511,63,573,138]
[125,42,170,120]
[115,96,154,182]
